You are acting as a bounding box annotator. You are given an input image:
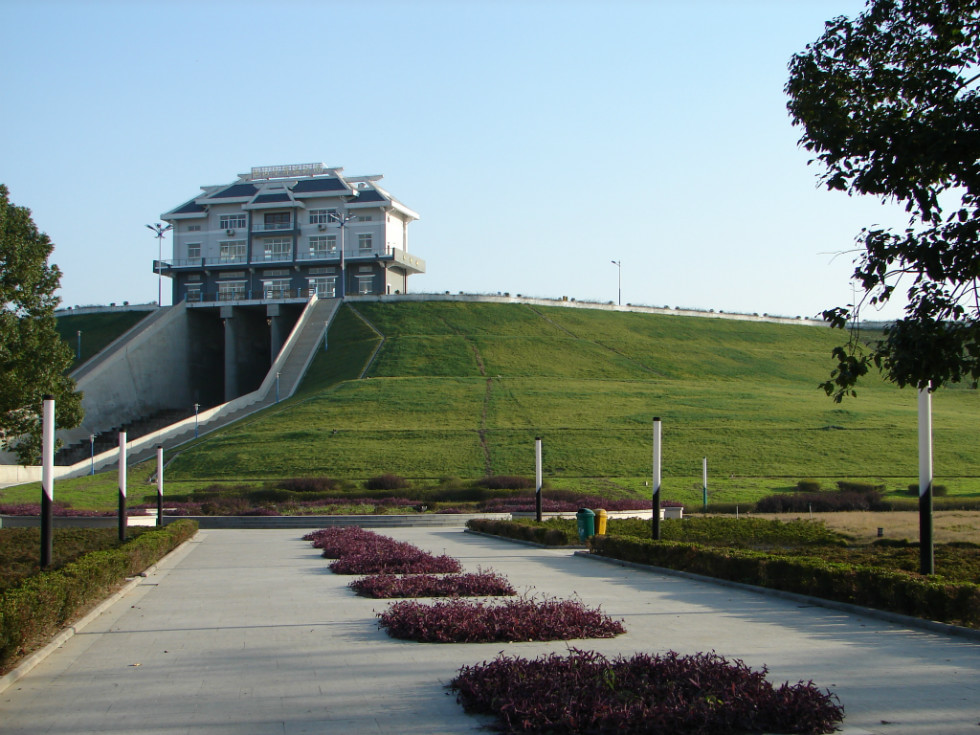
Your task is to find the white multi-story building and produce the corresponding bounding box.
[159,163,424,303]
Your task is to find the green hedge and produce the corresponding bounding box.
[467,518,577,546]
[589,535,980,629]
[0,520,198,672]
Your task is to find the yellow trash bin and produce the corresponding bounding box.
[595,508,608,535]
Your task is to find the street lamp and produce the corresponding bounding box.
[329,208,358,299]
[89,434,95,475]
[146,223,173,306]
[193,403,200,439]
[76,330,82,360]
[610,260,621,306]
[275,371,281,403]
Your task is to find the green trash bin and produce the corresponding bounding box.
[576,508,596,542]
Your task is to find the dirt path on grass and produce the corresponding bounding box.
[762,510,980,545]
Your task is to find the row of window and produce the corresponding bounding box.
[185,234,374,262]
[212,212,374,229]
[186,275,375,301]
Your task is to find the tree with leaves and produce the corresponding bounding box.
[786,0,980,400]
[0,184,82,463]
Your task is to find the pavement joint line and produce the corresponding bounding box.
[0,531,201,696]
[573,549,980,644]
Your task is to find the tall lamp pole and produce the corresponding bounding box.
[330,210,357,299]
[610,260,621,306]
[146,223,173,306]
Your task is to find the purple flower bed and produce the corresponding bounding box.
[449,648,844,735]
[1,503,118,517]
[303,526,463,574]
[377,596,625,643]
[349,571,516,598]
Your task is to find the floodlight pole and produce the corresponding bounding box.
[610,260,621,306]
[535,437,543,522]
[652,417,662,540]
[41,395,55,569]
[918,385,934,575]
[118,431,128,542]
[146,222,173,306]
[330,207,357,300]
[156,445,164,527]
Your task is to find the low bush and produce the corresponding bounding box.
[836,480,885,494]
[364,474,410,491]
[449,648,844,735]
[348,570,515,598]
[589,535,980,628]
[0,520,198,672]
[377,596,625,643]
[467,518,577,546]
[796,479,821,492]
[756,490,883,513]
[476,475,535,490]
[277,477,343,493]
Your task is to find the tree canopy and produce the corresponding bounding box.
[0,184,82,463]
[786,0,980,400]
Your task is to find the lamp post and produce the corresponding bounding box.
[193,403,200,439]
[275,371,281,403]
[610,260,621,306]
[146,222,173,306]
[76,330,82,360]
[330,209,357,299]
[89,434,95,475]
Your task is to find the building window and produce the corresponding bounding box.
[187,224,201,232]
[358,233,373,253]
[263,212,291,231]
[187,243,201,259]
[308,235,336,257]
[357,215,374,222]
[263,238,292,261]
[308,209,337,224]
[356,274,374,294]
[308,276,336,298]
[219,240,246,263]
[262,278,291,299]
[185,284,202,302]
[219,214,246,230]
[217,281,247,301]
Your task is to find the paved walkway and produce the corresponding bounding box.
[1,528,978,734]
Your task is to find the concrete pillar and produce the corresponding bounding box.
[267,304,284,365]
[221,306,239,402]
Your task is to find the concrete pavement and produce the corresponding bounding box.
[1,527,978,734]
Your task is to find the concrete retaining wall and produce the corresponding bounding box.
[159,513,511,529]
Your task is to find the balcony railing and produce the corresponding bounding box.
[161,245,419,271]
[185,288,318,304]
[252,222,293,232]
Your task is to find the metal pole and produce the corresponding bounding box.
[702,456,708,511]
[118,431,127,542]
[918,386,934,575]
[41,395,55,569]
[146,223,173,307]
[194,403,200,438]
[89,433,95,475]
[535,436,543,522]
[610,260,621,305]
[156,445,164,527]
[76,330,81,360]
[276,372,281,403]
[652,417,662,540]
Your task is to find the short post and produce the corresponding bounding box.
[89,433,96,475]
[918,386,934,575]
[118,431,127,542]
[41,395,55,569]
[652,417,662,540]
[702,456,708,511]
[276,371,281,403]
[535,436,543,522]
[156,444,164,527]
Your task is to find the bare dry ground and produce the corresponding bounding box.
[762,510,980,545]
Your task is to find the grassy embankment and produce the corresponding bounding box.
[55,309,154,369]
[5,300,979,511]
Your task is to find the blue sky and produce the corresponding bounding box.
[1,0,911,319]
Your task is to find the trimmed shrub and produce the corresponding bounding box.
[756,490,882,513]
[589,535,980,628]
[364,474,410,491]
[377,596,625,643]
[476,475,534,490]
[836,480,885,493]
[449,648,844,735]
[0,520,198,672]
[796,479,821,492]
[907,484,948,497]
[277,477,342,493]
[467,518,577,546]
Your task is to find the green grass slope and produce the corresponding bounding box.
[163,300,980,492]
[56,310,155,368]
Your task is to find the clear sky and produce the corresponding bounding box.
[1,0,911,319]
